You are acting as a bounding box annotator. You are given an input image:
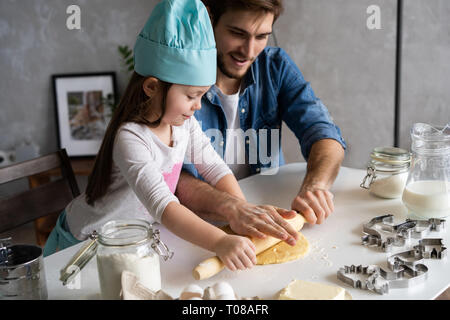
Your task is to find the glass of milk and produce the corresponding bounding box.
[402,123,450,219]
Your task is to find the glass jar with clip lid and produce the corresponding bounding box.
[360,147,411,199]
[59,219,173,300]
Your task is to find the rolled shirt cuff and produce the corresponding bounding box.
[300,123,347,160]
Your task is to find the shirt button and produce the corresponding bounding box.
[219,141,224,147]
[241,108,246,114]
[246,139,250,145]
[207,93,213,100]
[256,168,261,173]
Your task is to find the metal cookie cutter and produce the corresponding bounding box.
[405,218,446,239]
[337,265,386,294]
[337,263,429,295]
[387,249,425,270]
[337,265,385,294]
[387,238,447,270]
[374,264,428,294]
[414,238,447,259]
[361,214,417,252]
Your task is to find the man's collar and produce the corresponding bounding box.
[242,62,256,91]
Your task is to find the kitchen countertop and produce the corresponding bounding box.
[43,163,450,300]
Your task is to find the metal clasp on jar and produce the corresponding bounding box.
[59,231,99,286]
[150,229,174,261]
[360,165,377,189]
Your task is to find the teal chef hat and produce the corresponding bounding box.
[134,0,217,86]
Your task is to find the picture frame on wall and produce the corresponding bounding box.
[52,72,117,157]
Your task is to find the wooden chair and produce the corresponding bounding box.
[0,149,80,245]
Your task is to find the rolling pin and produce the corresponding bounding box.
[192,213,306,280]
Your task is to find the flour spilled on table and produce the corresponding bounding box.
[216,237,335,284]
[306,238,335,269]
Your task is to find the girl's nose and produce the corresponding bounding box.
[192,101,202,111]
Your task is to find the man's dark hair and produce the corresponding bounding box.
[201,0,284,27]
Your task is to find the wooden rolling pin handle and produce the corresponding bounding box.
[192,256,225,280]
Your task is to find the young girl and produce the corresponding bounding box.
[44,0,256,272]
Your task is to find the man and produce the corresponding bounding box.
[176,0,346,247]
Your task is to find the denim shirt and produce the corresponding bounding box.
[183,46,346,179]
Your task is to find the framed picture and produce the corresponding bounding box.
[52,72,117,157]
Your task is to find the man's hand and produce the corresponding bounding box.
[226,201,299,246]
[290,139,344,225]
[291,186,335,225]
[176,172,299,244]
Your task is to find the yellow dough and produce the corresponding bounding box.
[256,231,310,265]
[219,225,310,265]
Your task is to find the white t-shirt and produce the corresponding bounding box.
[216,86,251,180]
[66,118,232,240]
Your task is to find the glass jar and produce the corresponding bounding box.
[402,123,450,219]
[60,219,173,300]
[360,147,411,199]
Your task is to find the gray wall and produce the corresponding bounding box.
[1,0,449,172]
[0,0,158,157]
[278,0,450,168]
[278,0,397,168]
[399,0,450,150]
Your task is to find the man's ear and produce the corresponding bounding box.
[142,77,159,98]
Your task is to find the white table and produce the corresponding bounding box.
[43,163,450,300]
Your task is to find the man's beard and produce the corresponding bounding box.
[217,52,249,80]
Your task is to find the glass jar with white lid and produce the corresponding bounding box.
[360,147,411,199]
[60,219,173,300]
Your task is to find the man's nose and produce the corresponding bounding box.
[241,37,255,59]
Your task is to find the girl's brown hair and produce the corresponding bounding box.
[85,72,171,205]
[201,0,284,27]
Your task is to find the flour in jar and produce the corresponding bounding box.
[369,172,408,199]
[97,252,161,300]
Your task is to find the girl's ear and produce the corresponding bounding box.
[142,77,159,98]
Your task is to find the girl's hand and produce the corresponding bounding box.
[213,234,256,271]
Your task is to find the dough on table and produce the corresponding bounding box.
[220,225,310,265]
[256,231,309,265]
